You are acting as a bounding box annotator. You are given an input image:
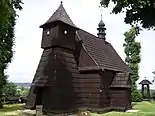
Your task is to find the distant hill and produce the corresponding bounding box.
[14,82,31,88]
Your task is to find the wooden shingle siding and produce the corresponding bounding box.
[30,47,100,111]
[111,72,131,88]
[110,89,131,109]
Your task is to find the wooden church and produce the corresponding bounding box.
[26,2,132,114]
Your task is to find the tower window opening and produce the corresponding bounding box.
[47,29,50,36]
[64,30,67,34]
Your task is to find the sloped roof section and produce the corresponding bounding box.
[110,72,131,88]
[139,79,152,85]
[40,2,78,28]
[77,29,132,73]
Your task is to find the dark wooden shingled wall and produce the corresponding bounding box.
[73,33,102,108]
[26,28,132,113]
[26,21,105,113]
[41,48,77,112]
[76,72,101,108]
[29,49,82,113]
[32,48,106,113]
[110,73,132,110]
[99,70,115,108]
[35,22,82,113]
[25,49,50,109]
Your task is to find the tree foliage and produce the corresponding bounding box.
[100,0,155,30]
[0,0,11,26]
[131,89,142,102]
[2,81,17,97]
[123,27,141,89]
[21,88,29,97]
[152,90,155,100]
[16,86,29,97]
[0,0,23,108]
[152,72,155,83]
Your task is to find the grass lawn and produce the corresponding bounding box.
[91,101,155,116]
[0,104,24,116]
[0,102,154,116]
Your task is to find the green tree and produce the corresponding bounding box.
[100,0,155,30]
[123,27,141,90]
[152,90,155,100]
[16,86,29,97]
[152,72,155,83]
[21,88,29,97]
[0,0,11,25]
[0,0,23,108]
[2,81,17,97]
[131,89,142,102]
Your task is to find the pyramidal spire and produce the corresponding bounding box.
[40,1,78,29]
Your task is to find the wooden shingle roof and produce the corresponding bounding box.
[77,30,132,73]
[39,2,132,73]
[40,2,78,29]
[139,79,152,85]
[110,72,131,88]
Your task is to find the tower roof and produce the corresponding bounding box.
[40,2,78,29]
[98,20,105,26]
[97,19,106,40]
[139,79,152,85]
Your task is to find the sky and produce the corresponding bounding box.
[6,0,155,89]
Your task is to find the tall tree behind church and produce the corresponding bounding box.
[123,27,141,90]
[0,0,23,108]
[100,0,155,30]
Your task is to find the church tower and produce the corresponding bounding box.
[97,6,106,40]
[40,1,79,50]
[26,1,81,113]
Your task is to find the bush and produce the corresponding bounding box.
[132,89,143,102]
[152,90,155,100]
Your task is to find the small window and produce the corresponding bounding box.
[54,54,57,59]
[47,29,50,36]
[64,30,67,35]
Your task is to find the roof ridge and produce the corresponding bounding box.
[78,29,109,44]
